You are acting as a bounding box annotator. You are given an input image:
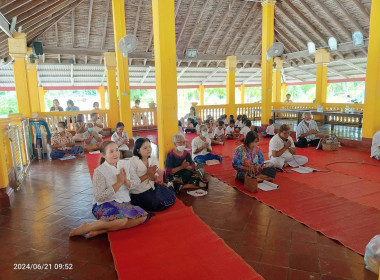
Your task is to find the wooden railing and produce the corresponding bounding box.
[37,110,109,130]
[195,105,227,120]
[272,102,364,126]
[236,104,262,120]
[131,108,157,129]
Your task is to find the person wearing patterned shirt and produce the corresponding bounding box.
[50,122,83,159]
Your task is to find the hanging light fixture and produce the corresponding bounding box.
[352,31,364,47]
[328,37,338,51]
[307,42,316,55]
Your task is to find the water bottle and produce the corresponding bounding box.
[345,105,349,113]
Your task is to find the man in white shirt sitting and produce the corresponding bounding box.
[239,120,252,141]
[264,119,275,138]
[371,130,380,160]
[295,112,322,148]
[268,124,308,169]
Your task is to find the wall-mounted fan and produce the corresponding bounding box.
[266,42,284,61]
[118,35,138,57]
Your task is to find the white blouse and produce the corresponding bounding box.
[92,160,140,205]
[111,131,129,151]
[129,156,160,195]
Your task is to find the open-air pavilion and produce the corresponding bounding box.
[0,0,379,279]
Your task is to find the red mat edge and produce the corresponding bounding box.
[107,199,264,280]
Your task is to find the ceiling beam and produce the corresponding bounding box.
[215,1,247,54]
[240,24,262,55]
[1,0,32,16]
[71,9,75,47]
[177,67,188,81]
[226,2,259,55]
[100,69,106,86]
[176,0,195,45]
[133,0,142,36]
[281,0,326,46]
[86,0,93,48]
[181,0,211,54]
[243,69,261,84]
[26,0,85,42]
[232,11,261,55]
[283,72,306,82]
[202,68,220,84]
[55,23,58,47]
[340,60,366,74]
[194,0,224,52]
[17,0,74,29]
[204,0,237,53]
[335,0,367,36]
[70,63,74,85]
[140,66,152,85]
[350,0,370,19]
[327,67,349,79]
[6,0,46,20]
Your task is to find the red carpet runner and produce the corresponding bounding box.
[85,153,263,280]
[205,138,380,255]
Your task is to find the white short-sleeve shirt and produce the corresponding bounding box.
[371,130,380,158]
[111,131,129,151]
[266,124,275,136]
[269,134,295,160]
[240,126,251,137]
[192,136,211,159]
[129,156,160,194]
[225,126,235,135]
[296,120,319,141]
[214,127,225,137]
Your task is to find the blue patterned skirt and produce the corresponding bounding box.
[130,183,176,212]
[92,201,148,221]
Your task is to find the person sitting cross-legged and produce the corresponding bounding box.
[192,124,222,164]
[165,133,208,192]
[268,124,308,169]
[129,138,176,212]
[295,112,323,148]
[371,130,380,160]
[83,123,103,152]
[111,122,133,159]
[232,131,277,182]
[69,141,150,239]
[50,122,83,159]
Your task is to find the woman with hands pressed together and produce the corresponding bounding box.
[129,138,176,211]
[69,141,150,238]
[232,131,276,183]
[165,133,208,193]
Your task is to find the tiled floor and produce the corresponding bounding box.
[0,154,377,279]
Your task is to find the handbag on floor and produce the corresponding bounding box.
[244,172,258,193]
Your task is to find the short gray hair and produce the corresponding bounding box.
[199,124,207,132]
[302,111,313,119]
[172,133,185,143]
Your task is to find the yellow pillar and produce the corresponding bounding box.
[240,85,245,104]
[198,85,205,105]
[273,57,283,103]
[112,0,132,137]
[152,0,178,168]
[281,84,287,102]
[27,48,40,114]
[104,52,120,129]
[261,0,276,125]
[315,49,330,105]
[38,87,47,112]
[363,0,380,138]
[226,56,237,117]
[8,33,32,117]
[0,119,10,189]
[97,86,107,109]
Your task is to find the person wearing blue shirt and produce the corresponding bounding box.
[66,99,80,111]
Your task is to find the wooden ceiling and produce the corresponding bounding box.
[0,0,372,69]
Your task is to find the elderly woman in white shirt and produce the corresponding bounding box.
[111,122,133,159]
[129,138,176,211]
[268,124,308,169]
[295,112,322,148]
[192,124,223,164]
[69,141,150,239]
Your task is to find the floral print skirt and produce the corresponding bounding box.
[92,201,148,221]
